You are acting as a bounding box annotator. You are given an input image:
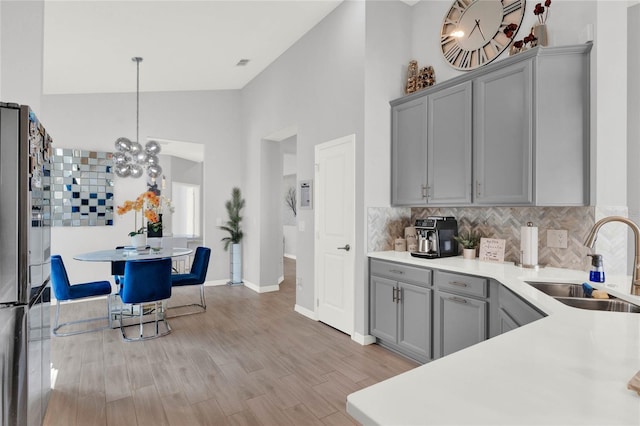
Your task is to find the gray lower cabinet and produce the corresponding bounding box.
[369,260,432,363]
[497,285,546,334]
[369,258,547,362]
[433,270,488,359]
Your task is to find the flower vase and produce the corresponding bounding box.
[147,214,163,238]
[462,248,476,260]
[131,233,146,249]
[533,24,548,47]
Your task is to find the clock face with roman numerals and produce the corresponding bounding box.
[441,0,525,71]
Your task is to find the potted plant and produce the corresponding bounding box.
[219,187,245,284]
[454,231,481,259]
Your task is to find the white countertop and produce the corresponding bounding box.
[347,251,640,425]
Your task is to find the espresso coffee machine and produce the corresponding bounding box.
[411,216,458,259]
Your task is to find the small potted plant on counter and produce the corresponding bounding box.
[454,231,481,259]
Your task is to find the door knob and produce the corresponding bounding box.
[337,244,351,251]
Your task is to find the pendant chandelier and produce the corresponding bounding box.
[112,57,162,179]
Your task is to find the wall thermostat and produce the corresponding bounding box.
[300,180,313,210]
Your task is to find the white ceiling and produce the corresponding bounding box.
[42,0,343,95]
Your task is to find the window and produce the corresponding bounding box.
[172,182,200,236]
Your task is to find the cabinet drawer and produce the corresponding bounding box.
[434,270,487,298]
[370,260,431,286]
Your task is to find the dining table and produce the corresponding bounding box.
[73,246,194,330]
[73,246,193,262]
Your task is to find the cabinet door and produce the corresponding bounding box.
[434,290,487,358]
[498,285,545,330]
[498,308,519,335]
[427,81,472,205]
[391,96,427,206]
[370,275,398,343]
[474,60,533,205]
[397,282,432,362]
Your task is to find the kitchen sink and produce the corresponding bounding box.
[525,281,640,313]
[525,281,588,298]
[555,297,640,313]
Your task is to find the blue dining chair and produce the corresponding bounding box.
[111,246,126,286]
[50,255,113,337]
[119,257,173,341]
[168,246,211,317]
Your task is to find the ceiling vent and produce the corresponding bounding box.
[236,59,250,66]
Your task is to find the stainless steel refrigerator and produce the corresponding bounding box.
[0,103,52,426]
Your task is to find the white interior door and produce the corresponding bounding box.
[314,134,355,335]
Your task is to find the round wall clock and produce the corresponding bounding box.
[441,0,526,71]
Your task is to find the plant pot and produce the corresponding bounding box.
[462,248,476,260]
[228,243,243,285]
[131,233,146,249]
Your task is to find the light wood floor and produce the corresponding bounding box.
[44,258,417,426]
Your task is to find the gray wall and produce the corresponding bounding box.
[41,90,242,283]
[241,1,366,314]
[1,1,44,114]
[628,3,640,274]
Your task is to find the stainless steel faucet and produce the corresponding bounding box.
[584,216,640,296]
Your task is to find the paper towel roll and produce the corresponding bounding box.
[520,223,538,266]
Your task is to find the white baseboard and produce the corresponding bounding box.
[284,253,297,260]
[243,280,280,293]
[204,279,228,287]
[294,304,318,320]
[352,332,376,346]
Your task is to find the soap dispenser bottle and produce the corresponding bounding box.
[587,254,605,283]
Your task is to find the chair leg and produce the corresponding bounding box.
[166,284,207,318]
[53,298,112,337]
[120,300,172,342]
[139,305,144,339]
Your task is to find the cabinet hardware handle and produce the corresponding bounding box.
[396,288,402,303]
[449,296,468,304]
[389,269,404,274]
[421,185,427,199]
[449,281,468,287]
[392,287,398,303]
[476,181,481,196]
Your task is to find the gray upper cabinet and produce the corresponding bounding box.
[427,81,472,205]
[474,60,533,205]
[390,43,591,207]
[534,46,591,206]
[391,82,472,206]
[391,97,427,205]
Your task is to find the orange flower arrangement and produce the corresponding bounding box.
[116,191,163,236]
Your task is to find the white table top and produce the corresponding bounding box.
[74,247,193,262]
[347,251,640,425]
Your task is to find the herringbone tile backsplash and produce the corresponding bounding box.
[368,206,609,271]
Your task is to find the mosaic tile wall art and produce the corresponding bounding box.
[50,148,114,226]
